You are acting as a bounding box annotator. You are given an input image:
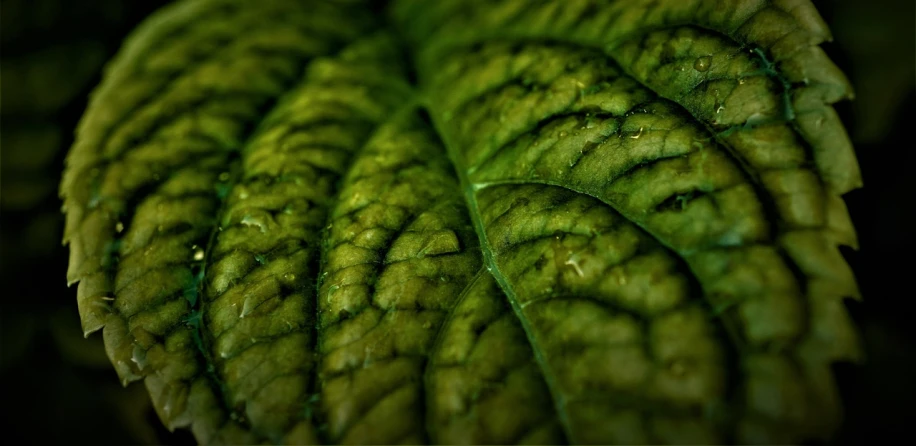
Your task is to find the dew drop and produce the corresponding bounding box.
[326,284,340,303]
[558,130,568,138]
[693,55,712,72]
[629,127,644,139]
[193,247,205,261]
[240,296,255,318]
[115,222,124,233]
[738,78,746,85]
[130,344,148,369]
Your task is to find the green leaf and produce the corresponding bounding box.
[61,0,863,444]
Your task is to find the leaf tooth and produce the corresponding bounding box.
[102,313,143,386]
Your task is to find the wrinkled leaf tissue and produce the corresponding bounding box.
[60,0,863,444]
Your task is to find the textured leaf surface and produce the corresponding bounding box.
[61,0,863,444]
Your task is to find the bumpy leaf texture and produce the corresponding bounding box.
[60,0,863,444]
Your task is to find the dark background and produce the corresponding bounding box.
[0,0,913,443]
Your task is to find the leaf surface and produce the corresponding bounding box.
[61,0,863,443]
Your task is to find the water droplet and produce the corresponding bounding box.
[115,222,124,233]
[738,78,746,85]
[558,131,568,138]
[693,55,712,72]
[629,127,644,139]
[283,272,297,283]
[326,284,340,303]
[130,344,148,370]
[240,296,255,318]
[193,248,205,261]
[716,104,725,114]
